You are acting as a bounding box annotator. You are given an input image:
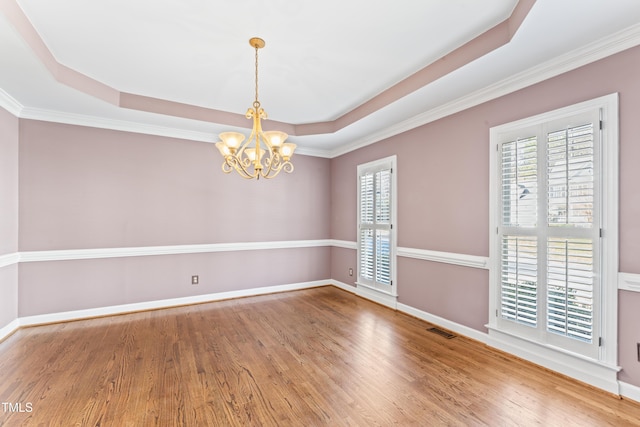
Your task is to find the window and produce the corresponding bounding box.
[357,156,397,298]
[489,94,618,371]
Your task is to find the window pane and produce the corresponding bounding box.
[376,229,391,286]
[547,238,593,342]
[547,124,594,228]
[501,236,537,327]
[376,169,391,224]
[360,228,374,281]
[502,137,537,227]
[360,174,374,224]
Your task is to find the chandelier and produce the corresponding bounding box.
[215,37,296,180]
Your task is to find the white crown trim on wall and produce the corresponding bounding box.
[0,88,22,116]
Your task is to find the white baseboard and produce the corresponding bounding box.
[397,302,489,345]
[619,381,640,404]
[17,280,329,328]
[328,279,357,293]
[0,319,20,342]
[487,326,620,395]
[330,279,399,309]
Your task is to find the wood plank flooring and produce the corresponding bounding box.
[1,286,639,426]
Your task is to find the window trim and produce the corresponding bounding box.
[356,155,398,302]
[487,94,619,392]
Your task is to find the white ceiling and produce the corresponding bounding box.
[1,0,640,157]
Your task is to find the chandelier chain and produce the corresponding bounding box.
[254,44,260,108]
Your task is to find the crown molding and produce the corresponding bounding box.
[328,22,640,158]
[19,107,218,143]
[0,88,23,116]
[11,106,330,157]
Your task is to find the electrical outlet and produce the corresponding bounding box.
[191,275,199,285]
[349,268,353,277]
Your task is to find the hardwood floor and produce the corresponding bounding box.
[1,286,639,426]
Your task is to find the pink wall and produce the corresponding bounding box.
[619,291,640,386]
[330,247,357,287]
[19,120,331,251]
[0,108,19,255]
[15,120,331,316]
[0,107,19,330]
[398,258,489,331]
[0,266,18,329]
[330,44,640,386]
[18,247,330,317]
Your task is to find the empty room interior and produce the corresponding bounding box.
[2,0,640,425]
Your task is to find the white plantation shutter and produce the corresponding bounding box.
[496,109,601,358]
[358,158,395,292]
[502,136,537,228]
[500,235,538,327]
[545,121,597,346]
[547,238,594,342]
[547,124,595,228]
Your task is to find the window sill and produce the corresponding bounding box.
[486,324,620,394]
[355,282,398,309]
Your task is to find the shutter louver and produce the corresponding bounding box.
[376,229,391,285]
[547,124,594,228]
[360,174,374,224]
[360,228,374,281]
[502,136,537,228]
[500,236,537,327]
[376,169,391,224]
[547,238,594,342]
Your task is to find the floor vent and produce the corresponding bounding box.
[427,327,456,339]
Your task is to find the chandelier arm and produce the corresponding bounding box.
[233,161,256,179]
[261,146,279,177]
[223,156,255,179]
[261,160,293,179]
[261,154,293,179]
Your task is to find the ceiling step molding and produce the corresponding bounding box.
[19,107,217,143]
[0,88,22,116]
[2,24,639,159]
[329,22,640,158]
